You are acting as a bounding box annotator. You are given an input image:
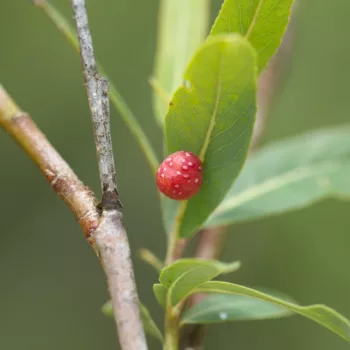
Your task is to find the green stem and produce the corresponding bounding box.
[36,0,159,175]
[163,311,180,350]
[165,201,188,265]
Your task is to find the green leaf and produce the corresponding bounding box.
[160,259,240,307]
[164,34,257,238]
[153,283,168,309]
[138,248,164,272]
[210,0,294,73]
[205,125,350,227]
[181,290,295,325]
[102,300,163,343]
[190,281,350,343]
[139,303,164,343]
[152,0,209,125]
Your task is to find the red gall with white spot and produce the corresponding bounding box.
[156,151,203,200]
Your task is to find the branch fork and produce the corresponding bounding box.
[1,0,147,349]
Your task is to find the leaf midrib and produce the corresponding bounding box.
[245,0,264,39]
[213,160,342,216]
[175,45,225,236]
[199,53,223,161]
[193,282,350,342]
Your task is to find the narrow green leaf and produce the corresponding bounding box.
[205,125,350,227]
[160,259,240,307]
[139,303,164,343]
[152,0,209,124]
[210,0,294,73]
[153,283,168,309]
[102,300,163,343]
[181,290,295,325]
[190,281,350,343]
[138,248,164,272]
[164,34,257,238]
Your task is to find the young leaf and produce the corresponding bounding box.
[164,34,257,238]
[205,125,350,227]
[138,248,164,272]
[181,291,295,325]
[160,259,240,307]
[153,283,168,309]
[210,0,294,73]
[190,281,350,343]
[102,300,163,343]
[152,0,209,124]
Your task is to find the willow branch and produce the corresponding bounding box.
[71,0,147,349]
[0,86,100,238]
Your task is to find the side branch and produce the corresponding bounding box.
[0,86,99,238]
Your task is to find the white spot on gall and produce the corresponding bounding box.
[161,174,165,178]
[166,157,172,163]
[163,168,167,172]
[181,159,186,163]
[182,165,188,170]
[185,152,190,157]
[188,162,193,166]
[195,178,199,183]
[183,174,189,178]
[169,162,173,167]
[174,184,180,188]
[177,171,182,175]
[198,166,202,170]
[178,192,183,196]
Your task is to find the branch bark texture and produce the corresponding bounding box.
[0,87,99,238]
[71,0,147,349]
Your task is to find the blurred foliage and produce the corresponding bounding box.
[0,1,350,349]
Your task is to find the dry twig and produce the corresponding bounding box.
[71,0,147,348]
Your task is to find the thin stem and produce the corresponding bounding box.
[164,311,180,350]
[71,0,147,348]
[163,202,189,349]
[72,2,118,206]
[165,201,188,265]
[0,86,100,238]
[35,0,159,175]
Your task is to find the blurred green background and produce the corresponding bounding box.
[1,1,350,349]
